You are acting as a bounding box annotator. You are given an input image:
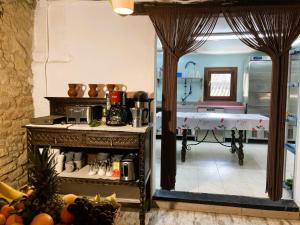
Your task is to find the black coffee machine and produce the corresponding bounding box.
[106,91,127,126]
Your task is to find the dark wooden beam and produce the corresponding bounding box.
[133,0,300,15]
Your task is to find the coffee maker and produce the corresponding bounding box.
[106,91,127,126]
[132,91,150,125]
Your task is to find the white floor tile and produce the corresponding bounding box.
[155,140,293,199]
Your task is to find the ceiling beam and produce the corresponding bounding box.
[133,0,300,15]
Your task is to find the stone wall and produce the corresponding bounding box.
[0,0,35,188]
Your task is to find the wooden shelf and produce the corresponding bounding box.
[58,176,139,186]
[57,165,139,186]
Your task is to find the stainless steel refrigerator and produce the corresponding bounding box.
[243,56,272,141]
[243,52,300,142]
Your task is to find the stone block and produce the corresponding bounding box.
[17,150,27,165]
[0,155,13,167]
[18,175,28,187]
[2,120,12,129]
[0,147,8,157]
[0,162,17,177]
[10,167,24,180]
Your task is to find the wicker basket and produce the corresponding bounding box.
[112,207,121,225]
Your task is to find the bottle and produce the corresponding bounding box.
[106,91,111,110]
[101,108,107,125]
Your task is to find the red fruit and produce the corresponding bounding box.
[0,205,13,218]
[60,207,74,225]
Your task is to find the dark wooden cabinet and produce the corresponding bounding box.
[26,125,152,225]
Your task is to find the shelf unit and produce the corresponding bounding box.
[283,50,300,197]
[157,77,202,80]
[26,126,152,225]
[27,97,153,225]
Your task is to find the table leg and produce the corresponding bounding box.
[230,130,244,166]
[181,129,187,162]
[231,130,236,154]
[237,130,244,166]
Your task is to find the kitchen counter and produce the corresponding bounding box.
[156,101,246,113]
[196,101,246,110]
[25,124,149,133]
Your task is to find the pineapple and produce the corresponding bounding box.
[22,146,63,225]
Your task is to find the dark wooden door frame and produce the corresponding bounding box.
[204,67,237,101]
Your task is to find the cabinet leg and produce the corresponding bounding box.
[146,178,151,211]
[139,186,146,225]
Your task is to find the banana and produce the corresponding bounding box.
[94,193,101,203]
[105,193,116,202]
[0,182,25,201]
[0,193,12,203]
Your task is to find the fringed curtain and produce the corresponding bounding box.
[223,5,300,200]
[147,6,219,190]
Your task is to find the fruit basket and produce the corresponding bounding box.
[0,147,122,225]
[112,207,121,225]
[64,194,121,225]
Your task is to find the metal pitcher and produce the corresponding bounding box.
[130,108,143,127]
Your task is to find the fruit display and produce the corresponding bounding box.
[0,183,25,204]
[66,194,120,225]
[0,205,14,218]
[19,147,63,225]
[0,214,6,225]
[62,194,77,206]
[6,214,23,225]
[30,213,54,225]
[0,146,121,225]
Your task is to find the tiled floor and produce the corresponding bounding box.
[155,140,295,199]
[118,209,300,225]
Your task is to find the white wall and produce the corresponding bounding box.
[32,0,156,117]
[32,0,157,195]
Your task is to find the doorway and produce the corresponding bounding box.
[154,17,298,200]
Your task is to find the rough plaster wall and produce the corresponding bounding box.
[0,0,34,187]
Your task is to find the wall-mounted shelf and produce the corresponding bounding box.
[287,113,297,123]
[285,143,296,154]
[288,82,299,88]
[157,77,202,80]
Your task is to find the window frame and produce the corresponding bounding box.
[204,67,237,101]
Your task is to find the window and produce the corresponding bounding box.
[204,67,237,101]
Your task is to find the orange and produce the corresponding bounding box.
[6,215,23,225]
[62,194,77,206]
[60,207,74,225]
[0,205,14,218]
[0,214,6,225]
[30,213,54,225]
[10,223,22,225]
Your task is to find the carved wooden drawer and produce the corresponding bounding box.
[31,131,82,147]
[86,134,139,148]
